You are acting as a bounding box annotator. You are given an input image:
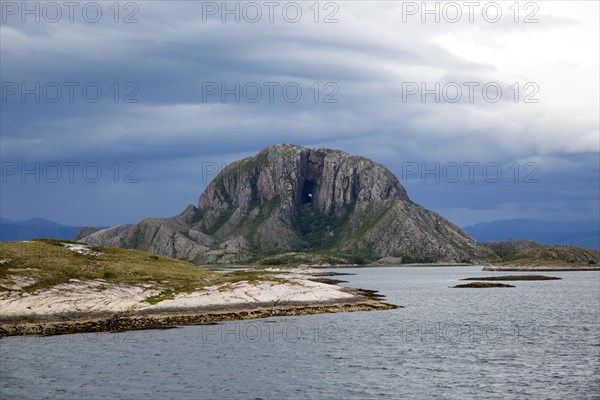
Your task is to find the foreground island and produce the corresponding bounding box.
[0,240,396,337]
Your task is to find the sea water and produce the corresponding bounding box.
[1,266,599,399]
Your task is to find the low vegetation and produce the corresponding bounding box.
[291,205,354,251]
[0,239,286,298]
[251,251,371,266]
[499,246,599,266]
[144,290,176,304]
[483,240,545,257]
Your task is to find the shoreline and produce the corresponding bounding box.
[0,267,398,337]
[0,294,396,337]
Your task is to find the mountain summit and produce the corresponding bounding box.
[78,144,495,263]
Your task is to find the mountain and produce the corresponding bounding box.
[464,219,600,250]
[15,217,65,227]
[77,144,497,264]
[0,218,83,242]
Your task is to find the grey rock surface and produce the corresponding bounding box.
[77,144,497,264]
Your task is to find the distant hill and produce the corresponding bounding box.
[483,245,600,271]
[464,219,600,251]
[0,218,83,242]
[482,240,545,257]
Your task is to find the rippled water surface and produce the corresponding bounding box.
[1,266,599,399]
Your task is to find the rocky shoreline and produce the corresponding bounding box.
[0,294,395,337]
[0,267,397,337]
[453,282,515,288]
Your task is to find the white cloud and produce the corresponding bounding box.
[1,0,598,225]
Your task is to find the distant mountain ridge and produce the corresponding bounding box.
[77,144,497,264]
[464,219,600,250]
[0,218,83,242]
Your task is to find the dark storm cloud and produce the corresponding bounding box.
[1,1,598,226]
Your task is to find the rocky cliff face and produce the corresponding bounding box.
[79,144,497,264]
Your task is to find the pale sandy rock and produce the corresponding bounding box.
[0,276,357,321]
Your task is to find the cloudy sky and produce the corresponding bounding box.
[1,1,598,227]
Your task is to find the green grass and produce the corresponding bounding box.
[0,239,287,296]
[144,289,176,304]
[249,251,373,266]
[500,246,600,266]
[291,202,356,251]
[220,269,289,285]
[0,239,220,293]
[205,203,236,235]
